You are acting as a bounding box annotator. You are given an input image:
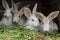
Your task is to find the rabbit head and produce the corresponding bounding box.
[11,0,22,24]
[36,11,59,32]
[11,0,30,25]
[1,0,13,26]
[24,3,39,30]
[2,0,12,18]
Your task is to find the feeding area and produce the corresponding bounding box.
[0,25,60,40]
[0,0,60,40]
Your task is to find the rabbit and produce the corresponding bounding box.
[0,0,13,26]
[23,3,40,30]
[35,11,59,33]
[11,0,30,25]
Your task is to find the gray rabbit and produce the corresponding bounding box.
[0,0,13,26]
[36,11,59,33]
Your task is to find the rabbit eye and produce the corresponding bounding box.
[32,19,34,21]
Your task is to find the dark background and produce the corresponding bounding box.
[0,0,60,32]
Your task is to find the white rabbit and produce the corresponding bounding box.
[24,3,40,30]
[0,0,13,26]
[35,11,59,33]
[11,0,30,25]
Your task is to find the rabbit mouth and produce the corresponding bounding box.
[13,22,18,25]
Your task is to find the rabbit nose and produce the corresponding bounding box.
[13,18,18,22]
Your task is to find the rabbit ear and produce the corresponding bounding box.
[35,12,46,21]
[11,0,18,12]
[2,0,9,9]
[23,4,30,8]
[16,2,21,8]
[47,11,59,21]
[18,4,30,17]
[32,3,37,14]
[23,8,31,18]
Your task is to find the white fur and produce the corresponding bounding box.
[25,14,39,30]
[36,11,59,33]
[24,3,39,30]
[12,1,24,26]
[0,0,13,26]
[11,0,30,25]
